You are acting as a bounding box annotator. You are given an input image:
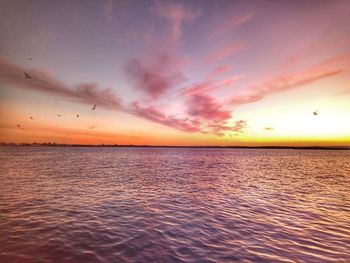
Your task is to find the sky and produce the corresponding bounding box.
[0,0,349,146]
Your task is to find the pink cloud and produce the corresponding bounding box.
[223,11,257,32]
[208,10,257,38]
[228,61,344,106]
[278,54,306,71]
[203,10,256,63]
[1,58,199,134]
[132,100,244,137]
[125,52,186,99]
[132,102,201,133]
[1,58,202,135]
[206,65,231,79]
[182,75,244,96]
[186,93,231,123]
[124,2,201,100]
[0,58,240,137]
[153,1,201,45]
[214,75,244,89]
[207,42,245,63]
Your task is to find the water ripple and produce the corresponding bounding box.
[1,147,349,262]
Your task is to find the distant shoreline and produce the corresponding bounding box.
[0,143,348,150]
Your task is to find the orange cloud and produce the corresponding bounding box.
[207,120,247,136]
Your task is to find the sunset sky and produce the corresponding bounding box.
[0,0,349,146]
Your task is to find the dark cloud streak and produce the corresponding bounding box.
[0,58,123,110]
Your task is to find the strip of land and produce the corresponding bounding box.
[0,142,348,150]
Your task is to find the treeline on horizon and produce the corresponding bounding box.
[0,142,348,150]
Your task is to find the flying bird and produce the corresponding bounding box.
[27,58,33,61]
[16,124,21,128]
[76,114,80,117]
[89,126,95,130]
[30,116,33,120]
[57,114,62,117]
[313,110,319,116]
[24,72,32,79]
[91,104,96,110]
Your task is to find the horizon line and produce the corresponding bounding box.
[0,142,349,150]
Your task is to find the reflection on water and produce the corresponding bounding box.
[0,147,349,262]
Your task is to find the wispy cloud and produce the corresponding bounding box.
[207,120,247,136]
[124,53,186,99]
[124,2,200,100]
[228,61,344,106]
[218,11,257,35]
[206,65,231,80]
[206,42,245,63]
[0,58,205,135]
[104,0,113,23]
[207,10,257,39]
[0,58,123,110]
[1,58,244,136]
[182,75,244,96]
[132,102,201,133]
[153,1,201,45]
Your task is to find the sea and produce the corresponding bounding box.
[0,147,349,262]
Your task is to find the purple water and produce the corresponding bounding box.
[1,147,349,262]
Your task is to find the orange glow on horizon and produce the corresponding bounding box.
[1,1,350,146]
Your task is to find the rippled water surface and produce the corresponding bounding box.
[1,147,350,262]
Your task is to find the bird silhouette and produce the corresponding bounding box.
[76,114,80,117]
[313,110,319,116]
[16,124,21,128]
[89,126,95,130]
[30,116,33,120]
[28,58,33,61]
[91,104,96,110]
[24,72,32,79]
[57,114,62,117]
